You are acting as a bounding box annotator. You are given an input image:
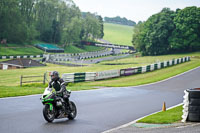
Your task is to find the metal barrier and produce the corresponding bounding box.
[62,72,96,83]
[0,54,43,59]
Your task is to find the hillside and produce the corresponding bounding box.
[103,23,133,46]
[104,16,136,26]
[0,44,105,56]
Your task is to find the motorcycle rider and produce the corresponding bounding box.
[48,71,71,114]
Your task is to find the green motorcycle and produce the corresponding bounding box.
[41,87,77,122]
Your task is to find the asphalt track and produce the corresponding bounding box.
[0,67,199,133]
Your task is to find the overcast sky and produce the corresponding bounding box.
[73,0,200,23]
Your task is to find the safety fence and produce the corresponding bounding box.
[44,48,126,62]
[0,54,43,59]
[62,56,190,83]
[81,41,135,50]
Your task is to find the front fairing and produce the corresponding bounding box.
[41,87,55,103]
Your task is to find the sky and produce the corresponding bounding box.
[73,0,200,23]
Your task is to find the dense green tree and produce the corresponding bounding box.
[35,0,59,42]
[0,0,104,45]
[169,6,200,52]
[132,22,145,53]
[60,2,82,45]
[81,12,102,41]
[132,8,175,55]
[0,0,30,43]
[97,15,104,38]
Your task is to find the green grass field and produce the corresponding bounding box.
[137,105,183,124]
[103,23,133,46]
[0,43,105,56]
[64,44,105,53]
[0,47,44,56]
[0,52,200,98]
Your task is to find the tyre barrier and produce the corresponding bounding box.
[182,88,200,122]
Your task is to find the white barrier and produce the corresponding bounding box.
[150,64,154,71]
[182,90,189,122]
[157,62,161,69]
[141,66,146,73]
[95,70,120,80]
[164,61,167,67]
[174,59,177,65]
[62,73,75,82]
[169,60,173,66]
[85,72,96,81]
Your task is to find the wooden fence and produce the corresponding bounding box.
[20,73,47,86]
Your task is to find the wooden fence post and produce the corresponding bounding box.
[43,73,46,85]
[20,75,23,87]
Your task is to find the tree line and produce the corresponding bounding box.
[132,6,200,55]
[104,16,136,26]
[0,0,104,45]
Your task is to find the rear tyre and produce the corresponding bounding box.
[43,104,55,122]
[68,101,77,120]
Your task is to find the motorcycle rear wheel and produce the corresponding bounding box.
[43,104,55,122]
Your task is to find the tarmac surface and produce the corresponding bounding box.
[0,67,199,133]
[106,122,200,133]
[72,54,130,64]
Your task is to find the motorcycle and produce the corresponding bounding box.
[40,87,77,122]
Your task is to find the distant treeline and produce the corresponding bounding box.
[104,16,136,26]
[0,0,104,45]
[132,6,200,55]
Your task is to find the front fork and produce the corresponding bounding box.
[45,103,53,111]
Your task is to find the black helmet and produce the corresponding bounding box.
[50,71,59,81]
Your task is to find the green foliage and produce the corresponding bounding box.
[97,15,104,38]
[0,0,104,45]
[137,105,183,124]
[0,0,28,43]
[132,6,200,55]
[169,6,200,52]
[81,12,103,41]
[133,8,175,55]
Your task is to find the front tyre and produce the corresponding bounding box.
[43,104,55,122]
[68,101,77,120]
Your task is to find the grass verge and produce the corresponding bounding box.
[137,105,183,124]
[0,53,200,98]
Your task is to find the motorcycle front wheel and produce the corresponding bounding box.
[43,104,55,122]
[68,101,77,120]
